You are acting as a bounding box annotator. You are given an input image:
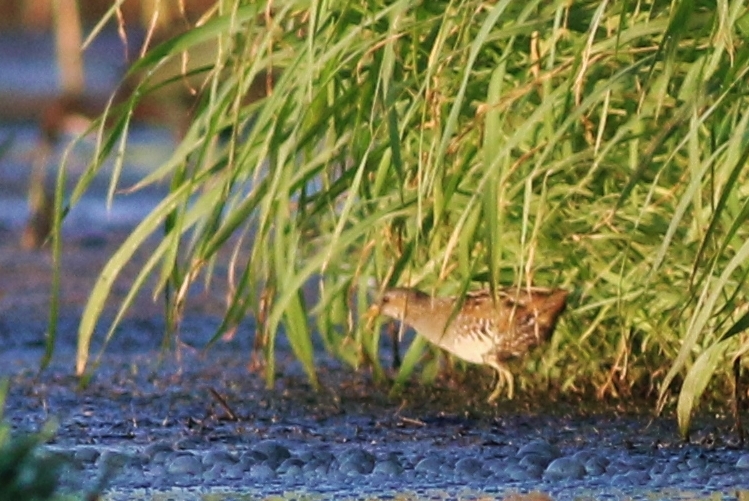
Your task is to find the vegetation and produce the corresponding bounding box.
[0,380,69,501]
[53,0,749,437]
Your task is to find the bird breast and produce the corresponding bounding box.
[439,316,498,364]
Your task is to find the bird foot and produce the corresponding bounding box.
[486,366,515,403]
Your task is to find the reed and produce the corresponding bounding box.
[55,0,749,436]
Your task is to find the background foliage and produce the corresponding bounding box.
[57,0,749,436]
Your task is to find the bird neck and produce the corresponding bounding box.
[405,296,454,341]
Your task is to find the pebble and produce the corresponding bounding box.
[97,450,138,468]
[338,447,376,470]
[520,453,553,469]
[414,456,443,474]
[339,458,373,475]
[143,442,174,459]
[281,464,304,478]
[175,437,203,450]
[454,457,483,476]
[510,463,544,481]
[517,440,561,461]
[584,459,607,476]
[201,450,238,466]
[277,457,305,474]
[240,449,268,465]
[249,463,276,479]
[736,454,749,469]
[73,447,100,463]
[21,398,749,501]
[544,456,586,480]
[166,454,203,475]
[30,431,749,501]
[373,459,403,475]
[686,455,706,469]
[252,440,291,466]
[301,458,329,475]
[223,464,246,480]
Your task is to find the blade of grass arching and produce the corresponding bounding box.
[457,205,482,279]
[524,170,551,283]
[530,56,655,190]
[104,96,134,208]
[87,178,228,373]
[518,174,534,284]
[42,146,73,372]
[652,0,695,83]
[274,156,319,389]
[372,148,393,198]
[357,271,387,380]
[289,133,351,196]
[81,0,126,50]
[437,73,592,284]
[658,234,749,413]
[436,0,513,162]
[481,63,505,288]
[154,174,234,304]
[721,309,749,342]
[378,2,407,185]
[121,113,216,193]
[43,108,118,371]
[305,158,362,219]
[125,5,262,76]
[690,152,748,289]
[201,175,270,260]
[89,223,193,375]
[612,103,691,215]
[64,113,123,206]
[388,234,417,288]
[261,144,298,389]
[76,182,196,375]
[677,337,731,439]
[385,92,404,189]
[390,334,428,395]
[320,151,373,272]
[266,206,407,359]
[646,139,714,282]
[441,187,488,282]
[626,66,746,230]
[687,110,705,233]
[207,236,257,348]
[689,117,749,288]
[283,290,319,389]
[154,113,230,304]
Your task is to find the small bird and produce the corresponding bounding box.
[374,286,568,402]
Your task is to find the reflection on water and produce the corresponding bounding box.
[0,122,175,234]
[0,29,128,97]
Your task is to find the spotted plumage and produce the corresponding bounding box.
[376,286,568,402]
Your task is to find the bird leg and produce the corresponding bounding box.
[486,363,515,403]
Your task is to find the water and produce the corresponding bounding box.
[1,27,748,501]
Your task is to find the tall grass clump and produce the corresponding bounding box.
[54,0,749,434]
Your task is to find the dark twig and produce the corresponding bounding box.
[209,388,238,421]
[732,356,744,446]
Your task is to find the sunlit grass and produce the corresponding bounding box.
[53,0,749,436]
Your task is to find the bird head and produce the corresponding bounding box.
[377,287,431,321]
[363,287,426,322]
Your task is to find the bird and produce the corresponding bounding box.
[373,286,568,402]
